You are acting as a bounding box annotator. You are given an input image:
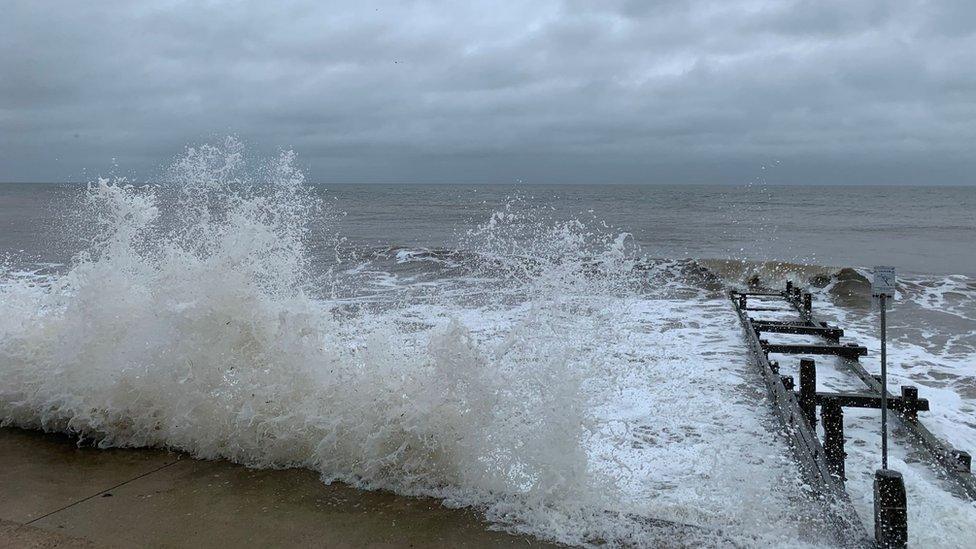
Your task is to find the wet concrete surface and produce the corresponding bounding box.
[0,427,557,548]
[0,519,95,548]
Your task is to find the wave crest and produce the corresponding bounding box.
[0,139,641,545]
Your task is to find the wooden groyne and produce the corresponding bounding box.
[730,283,974,549]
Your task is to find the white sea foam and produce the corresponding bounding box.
[3,139,941,547]
[749,274,976,548]
[0,141,610,543]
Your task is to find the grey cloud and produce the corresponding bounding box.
[0,0,973,184]
[744,0,893,37]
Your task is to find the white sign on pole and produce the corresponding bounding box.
[872,266,896,299]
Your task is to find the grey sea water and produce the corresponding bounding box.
[1,174,975,547]
[2,183,974,276]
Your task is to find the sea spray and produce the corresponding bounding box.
[4,157,976,546]
[0,139,646,545]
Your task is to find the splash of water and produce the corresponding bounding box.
[0,138,662,546]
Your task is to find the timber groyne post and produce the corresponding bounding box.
[731,281,976,548]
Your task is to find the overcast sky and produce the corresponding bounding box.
[1,1,974,184]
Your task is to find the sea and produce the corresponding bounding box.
[1,139,974,547]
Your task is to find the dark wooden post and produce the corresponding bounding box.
[821,402,846,481]
[900,386,919,421]
[952,450,972,472]
[799,358,817,427]
[786,281,793,295]
[803,292,812,314]
[874,469,908,548]
[738,294,747,310]
[780,375,794,392]
[769,360,779,374]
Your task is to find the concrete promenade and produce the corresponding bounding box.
[0,427,555,548]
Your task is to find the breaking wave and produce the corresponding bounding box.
[3,139,972,547]
[0,139,682,546]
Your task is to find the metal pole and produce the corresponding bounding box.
[880,293,888,470]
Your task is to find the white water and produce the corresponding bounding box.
[3,139,973,546]
[752,279,976,548]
